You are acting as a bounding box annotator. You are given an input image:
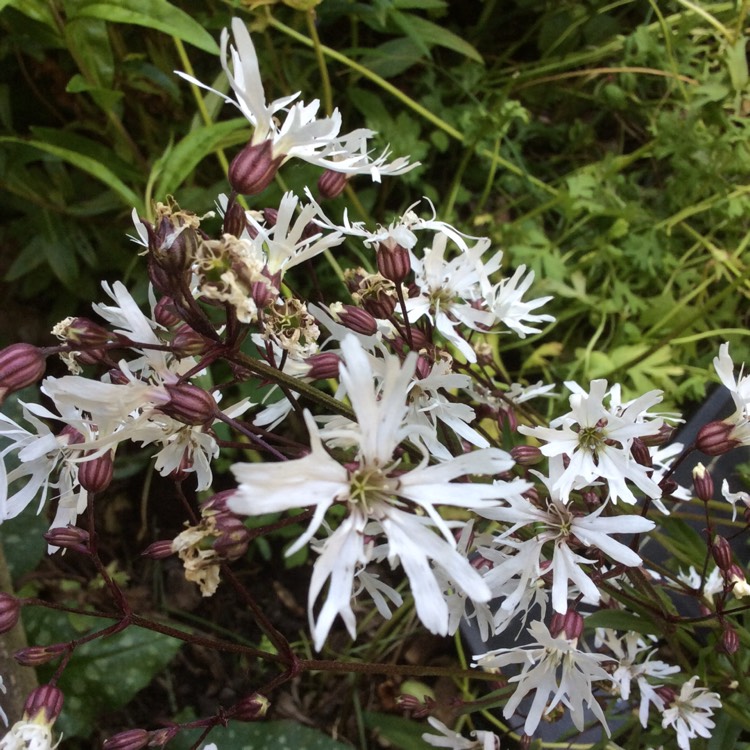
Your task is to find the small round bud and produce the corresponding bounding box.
[692,463,714,502]
[232,692,270,722]
[498,407,518,432]
[317,169,349,200]
[630,438,652,468]
[15,643,68,667]
[304,352,341,380]
[0,343,47,402]
[202,490,238,515]
[103,728,150,750]
[213,515,251,561]
[23,684,64,723]
[161,383,217,426]
[722,626,740,655]
[696,420,739,456]
[154,297,182,328]
[229,140,284,196]
[0,593,21,634]
[223,197,250,237]
[549,609,584,640]
[171,325,211,357]
[141,540,176,559]
[511,445,543,466]
[655,685,677,706]
[711,535,733,571]
[44,526,90,555]
[334,305,378,336]
[376,241,411,284]
[59,317,113,347]
[78,450,114,493]
[641,423,674,447]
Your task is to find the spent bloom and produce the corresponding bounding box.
[230,334,528,649]
[422,717,500,749]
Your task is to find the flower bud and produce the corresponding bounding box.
[498,407,518,432]
[202,490,237,515]
[722,626,740,655]
[511,445,543,466]
[161,383,217,426]
[376,241,411,284]
[153,297,182,328]
[103,728,150,750]
[0,593,21,634]
[213,515,251,561]
[59,317,113,347]
[696,420,739,456]
[232,692,270,722]
[692,463,714,502]
[141,540,176,559]
[171,325,211,357]
[0,343,47,402]
[144,727,178,747]
[229,140,284,196]
[304,352,340,380]
[549,609,584,640]
[711,535,733,571]
[44,525,90,555]
[15,643,68,667]
[23,684,64,723]
[223,197,249,237]
[655,685,677,706]
[630,438,652,468]
[317,169,349,200]
[148,215,201,277]
[78,450,114,493]
[641,423,674,447]
[334,305,378,336]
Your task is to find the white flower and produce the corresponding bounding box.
[519,379,664,504]
[230,334,528,649]
[0,717,60,750]
[474,620,613,736]
[422,717,500,749]
[176,19,415,179]
[713,343,750,443]
[721,478,750,522]
[660,676,721,750]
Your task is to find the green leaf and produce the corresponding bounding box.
[69,0,220,55]
[0,137,142,211]
[582,609,659,636]
[170,719,352,750]
[363,712,434,750]
[154,118,248,199]
[390,10,483,63]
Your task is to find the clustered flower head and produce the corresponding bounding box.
[0,14,745,750]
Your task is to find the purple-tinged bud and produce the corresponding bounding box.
[655,685,677,707]
[360,291,397,320]
[145,727,178,747]
[498,407,518,432]
[172,325,210,357]
[148,215,201,277]
[263,207,278,227]
[107,368,132,386]
[141,540,176,559]
[630,438,652,468]
[44,526,90,555]
[229,140,284,196]
[696,420,739,456]
[549,609,584,640]
[335,305,378,336]
[511,445,543,466]
[0,593,21,634]
[642,423,674,447]
[0,343,47,402]
[232,692,270,722]
[154,297,182,328]
[712,535,733,571]
[15,642,68,667]
[78,450,114,493]
[202,490,238,515]
[660,478,678,497]
[376,241,411,284]
[722,625,740,655]
[692,463,714,502]
[250,277,277,310]
[103,728,150,750]
[414,355,432,381]
[304,352,340,380]
[167,450,193,483]
[61,317,113,347]
[317,169,349,200]
[23,684,64,723]
[213,515,251,561]
[161,383,217,426]
[223,198,249,238]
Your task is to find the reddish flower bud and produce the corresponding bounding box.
[232,692,270,722]
[171,325,210,357]
[655,685,677,706]
[161,383,217,426]
[0,343,47,402]
[229,140,284,196]
[376,241,411,284]
[361,292,397,320]
[304,352,341,380]
[722,626,740,655]
[144,727,178,747]
[712,535,733,571]
[641,423,674,447]
[167,450,194,483]
[23,684,64,723]
[0,593,21,634]
[141,540,176,559]
[549,609,584,640]
[213,515,251,561]
[61,317,113,347]
[630,438,652,468]
[696,420,739,456]
[153,297,182,328]
[223,197,250,237]
[103,729,150,750]
[44,525,90,555]
[201,490,237,515]
[692,463,714,502]
[317,169,349,200]
[15,642,68,667]
[498,407,518,432]
[335,305,378,336]
[78,450,114,493]
[511,444,544,466]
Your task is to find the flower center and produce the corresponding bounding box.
[348,465,398,513]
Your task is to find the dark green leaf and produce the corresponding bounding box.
[582,609,659,636]
[363,711,434,750]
